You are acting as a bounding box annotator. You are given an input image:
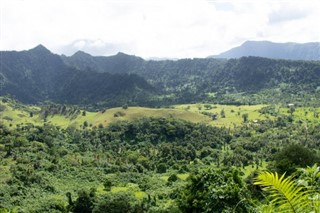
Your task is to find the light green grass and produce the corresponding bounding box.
[92,107,211,127]
[1,104,211,129]
[279,106,320,124]
[160,175,169,181]
[177,173,189,181]
[10,99,320,130]
[48,107,210,128]
[173,104,269,128]
[111,186,128,193]
[0,101,42,127]
[134,191,146,199]
[111,185,146,199]
[1,97,274,129]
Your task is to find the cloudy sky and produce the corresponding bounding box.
[1,0,319,58]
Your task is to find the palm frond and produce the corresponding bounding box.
[254,171,310,213]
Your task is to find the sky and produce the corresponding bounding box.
[1,0,320,58]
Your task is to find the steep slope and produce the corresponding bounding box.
[210,41,320,60]
[0,45,72,103]
[62,50,320,105]
[0,46,155,107]
[3,45,320,107]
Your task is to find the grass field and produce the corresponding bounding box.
[0,101,211,129]
[173,104,270,128]
[0,100,42,127]
[2,97,320,129]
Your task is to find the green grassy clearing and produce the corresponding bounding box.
[1,103,211,129]
[0,101,42,127]
[173,104,270,128]
[3,97,320,130]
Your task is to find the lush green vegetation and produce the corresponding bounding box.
[2,47,320,212]
[1,96,320,212]
[63,52,320,107]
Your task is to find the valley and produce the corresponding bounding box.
[1,46,320,212]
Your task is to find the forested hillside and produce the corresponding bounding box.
[2,45,320,108]
[63,50,320,106]
[0,46,155,108]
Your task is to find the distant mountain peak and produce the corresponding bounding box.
[210,40,320,60]
[72,50,92,57]
[29,44,51,54]
[115,52,129,57]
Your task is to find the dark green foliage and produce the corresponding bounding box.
[220,109,226,118]
[93,192,142,213]
[242,113,248,123]
[62,53,320,106]
[167,174,178,183]
[271,144,319,175]
[157,163,167,174]
[178,168,253,213]
[83,121,89,128]
[0,47,155,108]
[73,189,96,213]
[103,179,112,191]
[258,105,278,116]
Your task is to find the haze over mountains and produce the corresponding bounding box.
[1,41,320,108]
[210,41,320,60]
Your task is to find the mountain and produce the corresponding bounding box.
[61,51,144,74]
[2,45,320,108]
[0,46,155,108]
[210,41,320,60]
[62,50,320,105]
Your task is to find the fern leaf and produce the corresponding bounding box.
[254,171,310,213]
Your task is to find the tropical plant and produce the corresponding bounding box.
[254,171,310,213]
[297,164,320,212]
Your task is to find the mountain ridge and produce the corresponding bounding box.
[0,46,155,108]
[2,44,320,108]
[210,40,320,60]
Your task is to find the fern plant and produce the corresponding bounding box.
[254,171,310,213]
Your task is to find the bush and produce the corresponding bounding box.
[94,192,142,213]
[114,111,126,117]
[271,144,319,175]
[156,163,167,174]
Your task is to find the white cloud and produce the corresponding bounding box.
[1,0,319,58]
